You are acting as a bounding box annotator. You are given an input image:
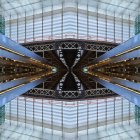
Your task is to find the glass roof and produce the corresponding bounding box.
[0,0,140,19]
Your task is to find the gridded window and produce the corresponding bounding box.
[6,96,134,131]
[5,7,134,43]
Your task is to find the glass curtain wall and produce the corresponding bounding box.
[5,0,134,44]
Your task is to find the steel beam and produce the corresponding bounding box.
[109,77,140,91]
[110,49,140,63]
[0,33,51,65]
[92,76,140,107]
[92,33,140,64]
[0,49,36,63]
[0,76,48,107]
[90,49,140,67]
[0,72,52,91]
[0,77,30,91]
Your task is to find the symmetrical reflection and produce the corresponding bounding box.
[1,38,118,102]
[0,1,140,139]
[0,18,140,140]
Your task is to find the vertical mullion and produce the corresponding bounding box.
[17,97,19,126]
[9,14,11,39]
[51,100,53,134]
[121,15,123,43]
[51,1,53,39]
[33,97,35,129]
[17,14,19,42]
[33,9,35,42]
[25,11,26,43]
[25,97,26,128]
[42,3,44,41]
[114,96,115,126]
[87,100,89,135]
[87,2,89,40]
[77,101,79,138]
[42,98,44,132]
[129,14,131,39]
[129,100,130,125]
[61,0,64,39]
[61,101,63,137]
[106,98,107,127]
[9,101,11,126]
[105,9,107,42]
[77,0,78,39]
[97,98,98,130]
[114,11,116,43]
[121,97,123,124]
[97,6,98,41]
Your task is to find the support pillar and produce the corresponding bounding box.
[0,106,5,125]
[0,15,5,125]
[135,106,140,125]
[0,15,5,34]
[135,15,140,35]
[135,15,140,125]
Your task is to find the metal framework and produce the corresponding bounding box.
[22,39,118,52]
[25,87,115,100]
[84,33,140,106]
[0,34,55,107]
[22,39,117,100]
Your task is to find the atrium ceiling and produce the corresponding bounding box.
[0,0,140,19]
